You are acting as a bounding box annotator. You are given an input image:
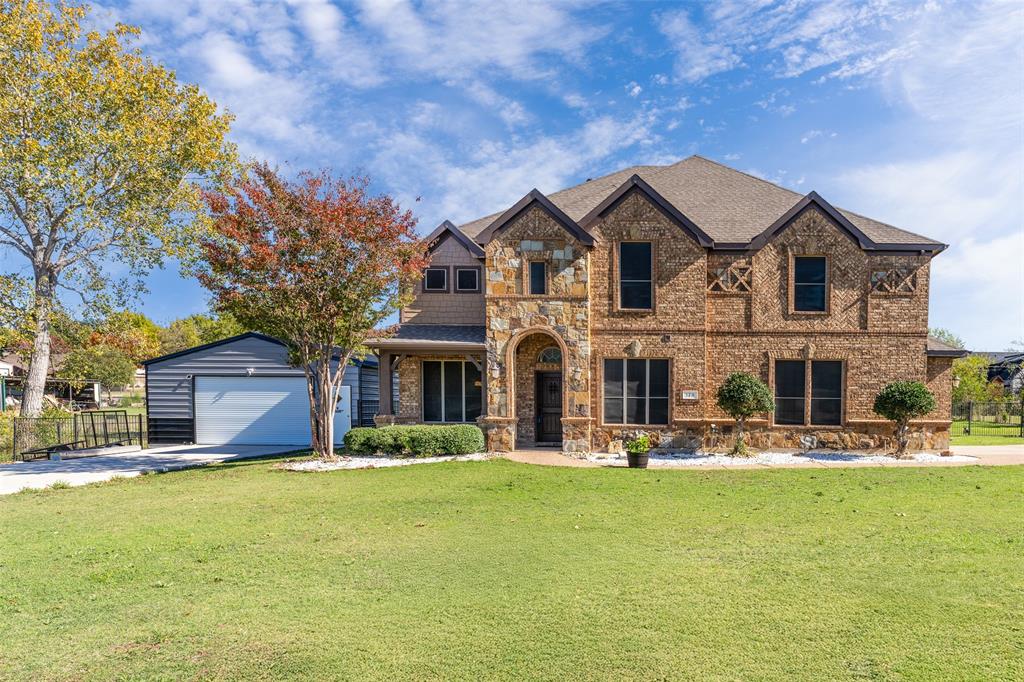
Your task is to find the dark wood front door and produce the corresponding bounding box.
[536,372,562,444]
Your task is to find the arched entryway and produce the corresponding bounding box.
[507,328,569,448]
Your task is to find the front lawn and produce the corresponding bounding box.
[1,458,1021,680]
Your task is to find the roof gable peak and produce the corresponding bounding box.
[425,220,485,258]
[474,189,594,246]
[579,173,714,247]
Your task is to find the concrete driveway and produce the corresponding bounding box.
[0,444,301,495]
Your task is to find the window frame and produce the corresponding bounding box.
[454,266,481,293]
[772,358,845,427]
[773,360,806,426]
[528,260,548,295]
[790,254,829,314]
[421,360,482,423]
[601,357,671,426]
[422,266,449,293]
[617,241,654,311]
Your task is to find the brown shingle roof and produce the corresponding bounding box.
[927,336,969,357]
[458,155,943,248]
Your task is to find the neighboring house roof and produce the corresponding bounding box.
[369,325,486,351]
[926,336,970,358]
[970,351,1024,364]
[455,155,944,252]
[142,331,378,367]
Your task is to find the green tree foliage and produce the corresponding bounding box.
[715,372,774,456]
[873,381,936,457]
[0,1,235,416]
[158,312,246,354]
[197,164,428,459]
[61,344,136,403]
[89,311,162,364]
[952,354,993,404]
[928,327,965,349]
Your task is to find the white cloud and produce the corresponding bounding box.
[657,9,741,82]
[832,1,1024,349]
[626,81,642,97]
[373,114,654,227]
[458,81,531,127]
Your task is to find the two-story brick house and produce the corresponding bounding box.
[369,155,960,454]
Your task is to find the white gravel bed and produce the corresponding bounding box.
[280,453,490,471]
[587,451,978,467]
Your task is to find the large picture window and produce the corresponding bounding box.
[774,359,843,425]
[422,361,482,423]
[793,256,827,311]
[774,360,805,425]
[603,358,669,425]
[619,242,652,309]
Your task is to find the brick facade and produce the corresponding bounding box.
[387,189,952,455]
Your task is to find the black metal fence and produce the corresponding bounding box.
[357,400,379,427]
[951,400,1024,438]
[11,411,147,461]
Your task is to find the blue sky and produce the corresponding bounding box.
[81,0,1021,349]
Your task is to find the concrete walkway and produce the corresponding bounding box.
[503,444,1024,470]
[0,444,299,495]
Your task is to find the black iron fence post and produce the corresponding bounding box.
[967,400,973,435]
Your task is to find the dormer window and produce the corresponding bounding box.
[793,256,827,312]
[423,267,448,292]
[619,242,652,310]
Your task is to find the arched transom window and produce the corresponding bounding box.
[538,346,562,364]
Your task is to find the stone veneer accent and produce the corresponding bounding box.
[392,189,953,455]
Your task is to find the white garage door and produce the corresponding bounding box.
[194,376,351,445]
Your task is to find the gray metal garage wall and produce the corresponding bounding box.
[146,334,372,443]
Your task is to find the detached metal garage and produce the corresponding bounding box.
[143,333,376,445]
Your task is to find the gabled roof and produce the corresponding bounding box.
[425,220,485,258]
[456,156,945,252]
[474,189,595,246]
[578,174,714,247]
[142,331,377,367]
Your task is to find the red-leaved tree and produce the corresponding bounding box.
[197,164,428,459]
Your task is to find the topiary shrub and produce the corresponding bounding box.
[344,424,484,457]
[715,372,774,456]
[873,381,936,457]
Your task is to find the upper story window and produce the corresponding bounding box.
[793,256,827,312]
[529,261,547,295]
[455,267,480,293]
[774,359,843,426]
[423,267,448,292]
[619,242,652,310]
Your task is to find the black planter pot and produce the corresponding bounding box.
[626,452,649,469]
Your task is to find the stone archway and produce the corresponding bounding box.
[507,328,569,447]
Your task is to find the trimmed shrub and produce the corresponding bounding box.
[344,424,484,457]
[873,381,936,457]
[715,372,774,456]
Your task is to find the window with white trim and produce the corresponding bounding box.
[603,358,669,425]
[455,267,479,292]
[422,361,482,422]
[423,267,447,292]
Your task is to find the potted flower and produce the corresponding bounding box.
[624,435,650,469]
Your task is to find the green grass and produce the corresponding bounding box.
[951,420,1024,446]
[1,459,1022,680]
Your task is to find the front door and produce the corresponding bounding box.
[536,372,563,444]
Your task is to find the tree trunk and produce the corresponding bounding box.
[895,419,910,458]
[732,416,747,456]
[20,274,53,418]
[305,357,341,460]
